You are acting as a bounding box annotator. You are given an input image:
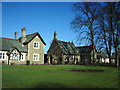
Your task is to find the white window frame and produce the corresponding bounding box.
[33,54,39,61]
[33,41,40,49]
[20,54,24,61]
[10,53,19,60]
[10,49,20,60]
[0,52,6,60]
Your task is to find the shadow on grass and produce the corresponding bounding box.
[33,82,67,88]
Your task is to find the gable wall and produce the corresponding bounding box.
[47,41,63,64]
[27,35,44,64]
[48,41,63,57]
[91,49,97,62]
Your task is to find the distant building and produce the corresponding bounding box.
[0,27,46,65]
[109,48,120,64]
[97,51,109,64]
[47,32,80,65]
[76,46,97,65]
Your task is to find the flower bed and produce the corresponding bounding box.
[70,69,104,72]
[11,63,15,65]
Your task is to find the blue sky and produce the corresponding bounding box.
[2,2,80,53]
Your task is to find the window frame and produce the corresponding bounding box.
[10,52,19,60]
[20,54,24,61]
[10,49,20,60]
[33,54,39,61]
[33,41,40,49]
[0,52,6,60]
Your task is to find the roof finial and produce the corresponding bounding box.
[54,31,57,40]
[71,40,73,43]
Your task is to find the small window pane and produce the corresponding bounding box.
[0,53,2,59]
[3,53,5,59]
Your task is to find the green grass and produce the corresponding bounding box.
[2,65,119,88]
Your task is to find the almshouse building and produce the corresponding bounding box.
[47,32,80,64]
[76,46,97,65]
[0,27,46,65]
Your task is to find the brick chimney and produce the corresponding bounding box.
[21,27,26,43]
[15,32,18,39]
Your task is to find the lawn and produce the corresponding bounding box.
[2,65,119,88]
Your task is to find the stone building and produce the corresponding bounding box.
[47,32,80,65]
[0,27,46,65]
[76,46,97,65]
[97,51,108,64]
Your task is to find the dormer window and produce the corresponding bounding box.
[34,41,39,49]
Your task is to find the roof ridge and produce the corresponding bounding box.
[0,37,18,41]
[57,40,72,44]
[77,45,95,48]
[26,32,38,36]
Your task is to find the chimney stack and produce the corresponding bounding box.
[15,32,18,39]
[22,27,26,38]
[21,27,26,43]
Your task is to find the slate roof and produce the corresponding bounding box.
[0,37,27,52]
[56,40,79,55]
[52,55,58,59]
[19,32,46,45]
[0,32,46,53]
[76,46,95,53]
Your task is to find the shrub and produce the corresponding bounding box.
[32,62,34,65]
[2,61,5,65]
[26,60,30,65]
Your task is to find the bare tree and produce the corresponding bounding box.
[71,2,100,63]
[110,2,120,67]
[97,2,120,66]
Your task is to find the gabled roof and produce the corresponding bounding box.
[0,32,46,53]
[76,46,95,53]
[55,40,79,55]
[7,47,22,55]
[0,37,27,52]
[19,32,46,45]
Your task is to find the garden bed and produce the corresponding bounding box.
[70,69,104,72]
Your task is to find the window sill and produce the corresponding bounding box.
[0,59,6,60]
[34,48,40,49]
[21,60,25,61]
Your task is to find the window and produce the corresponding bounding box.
[10,53,19,60]
[33,54,39,61]
[33,41,39,49]
[71,57,73,60]
[21,54,24,60]
[76,58,78,60]
[65,57,68,61]
[0,53,6,60]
